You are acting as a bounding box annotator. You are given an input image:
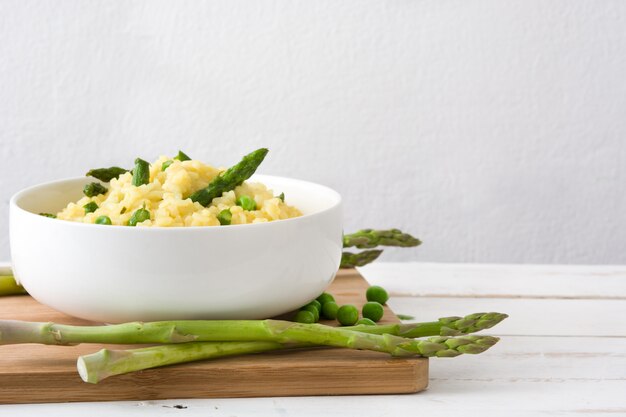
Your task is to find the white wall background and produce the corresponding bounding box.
[1,1,625,264]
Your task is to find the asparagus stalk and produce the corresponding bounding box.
[131,158,150,186]
[83,182,108,197]
[340,250,383,268]
[0,312,506,345]
[343,229,421,249]
[78,334,498,383]
[86,167,129,182]
[0,319,500,358]
[347,312,508,337]
[189,148,269,206]
[78,312,507,383]
[0,275,27,296]
[174,150,191,161]
[78,341,286,383]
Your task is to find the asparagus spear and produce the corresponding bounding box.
[131,158,150,186]
[340,250,383,268]
[343,229,421,249]
[78,341,285,383]
[174,150,191,161]
[86,167,128,182]
[352,312,509,337]
[78,335,498,384]
[0,312,506,345]
[83,182,108,197]
[0,275,27,296]
[0,318,500,356]
[189,148,269,206]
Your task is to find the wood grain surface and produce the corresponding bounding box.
[0,269,428,404]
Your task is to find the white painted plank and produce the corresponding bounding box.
[387,296,626,337]
[3,383,625,416]
[429,335,626,381]
[2,336,625,416]
[359,262,626,298]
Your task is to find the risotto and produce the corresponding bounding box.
[56,153,301,227]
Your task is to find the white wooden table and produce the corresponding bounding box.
[3,262,625,416]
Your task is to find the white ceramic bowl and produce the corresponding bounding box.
[9,175,342,323]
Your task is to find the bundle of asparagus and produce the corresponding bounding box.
[0,312,507,383]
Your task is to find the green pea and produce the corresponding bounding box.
[307,300,321,312]
[128,208,150,226]
[236,195,257,211]
[366,285,389,305]
[95,215,112,225]
[217,209,232,225]
[362,301,384,322]
[321,301,339,319]
[316,292,335,305]
[356,318,376,326]
[83,201,98,214]
[301,305,319,322]
[294,310,315,324]
[161,160,174,171]
[39,213,56,218]
[337,304,359,326]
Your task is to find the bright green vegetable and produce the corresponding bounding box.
[161,160,174,171]
[83,202,98,214]
[236,195,257,211]
[83,182,108,198]
[95,216,112,225]
[131,158,150,186]
[0,314,505,382]
[0,319,500,359]
[316,292,335,305]
[174,150,191,161]
[278,192,285,202]
[301,305,319,322]
[128,207,150,226]
[217,209,232,225]
[308,300,322,312]
[39,213,56,218]
[0,275,27,296]
[337,305,359,326]
[78,334,500,383]
[340,250,383,268]
[356,318,376,326]
[86,167,128,182]
[362,301,384,322]
[78,341,284,383]
[366,285,389,304]
[343,229,422,249]
[321,301,339,319]
[189,148,269,207]
[294,310,315,324]
[397,314,415,321]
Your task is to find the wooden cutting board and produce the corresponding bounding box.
[0,269,428,404]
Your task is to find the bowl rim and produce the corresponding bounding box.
[10,174,342,232]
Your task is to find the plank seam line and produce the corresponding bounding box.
[390,294,626,300]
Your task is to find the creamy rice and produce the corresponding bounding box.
[56,155,302,226]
